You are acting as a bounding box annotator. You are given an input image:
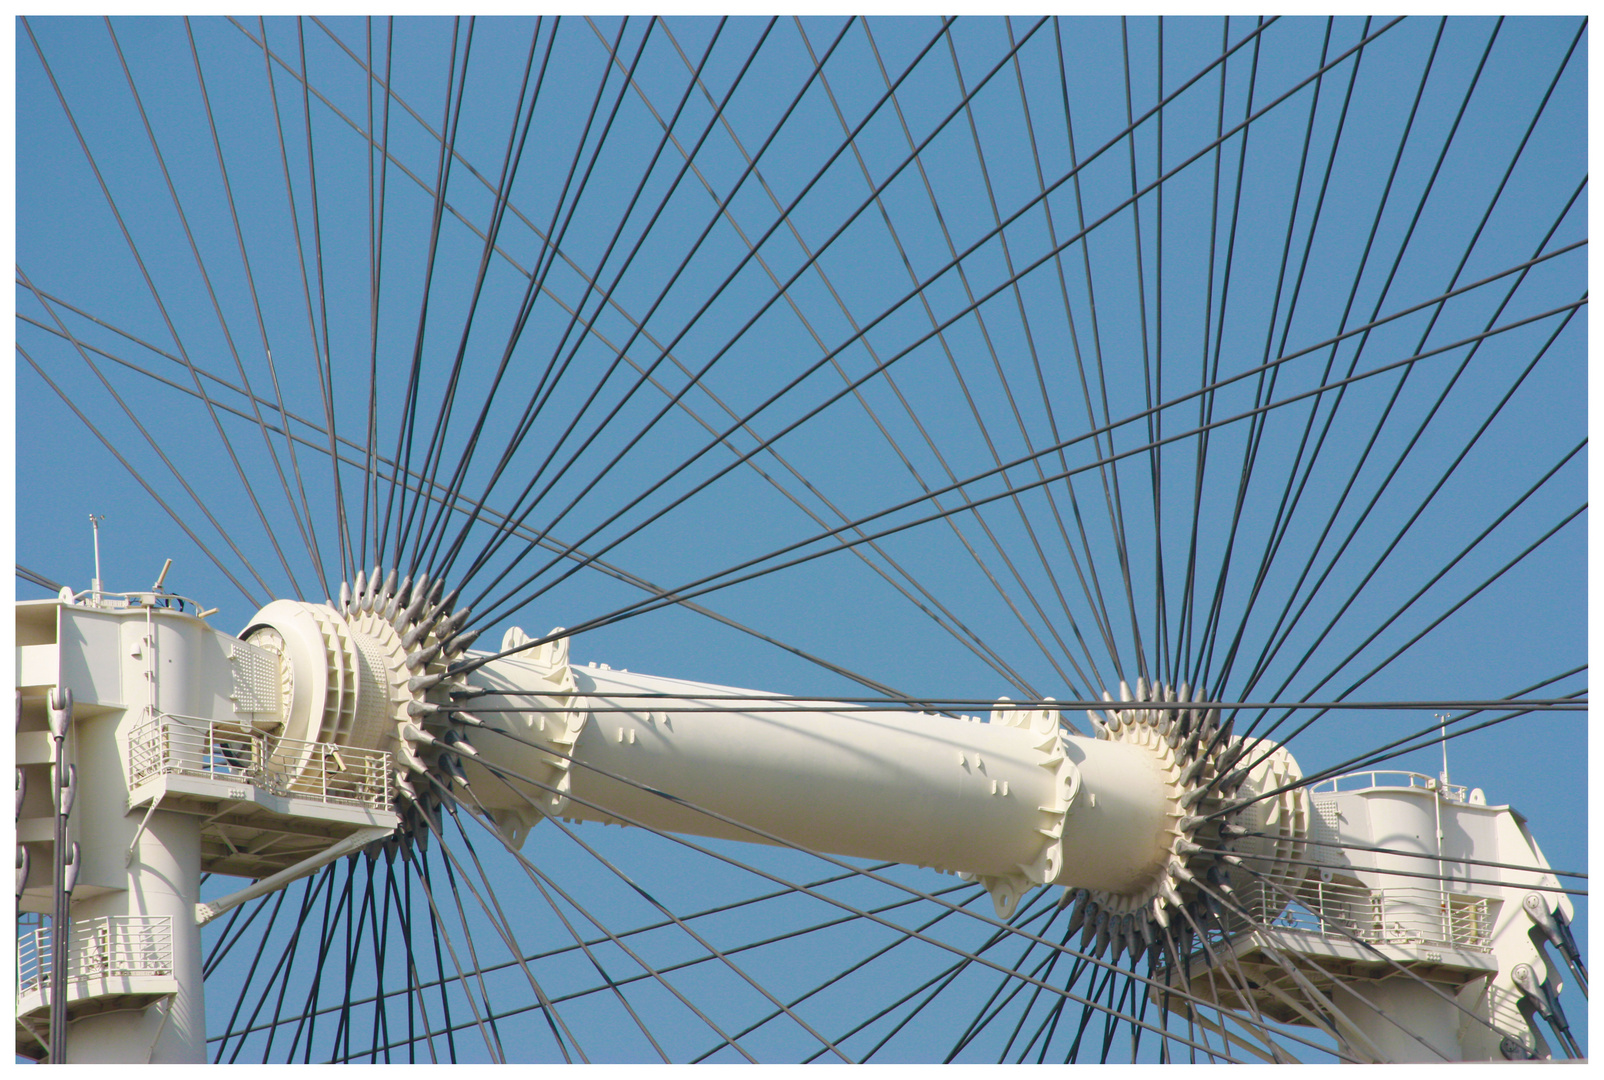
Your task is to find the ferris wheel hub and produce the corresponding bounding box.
[1072,679,1309,962]
[241,568,484,821]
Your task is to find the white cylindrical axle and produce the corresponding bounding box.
[461,658,1179,912]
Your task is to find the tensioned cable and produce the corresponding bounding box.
[294,859,919,1055]
[387,18,481,571]
[1216,442,1586,782]
[1207,18,1525,702]
[452,241,1586,667]
[15,340,263,607]
[103,15,307,600]
[1188,15,1372,699]
[399,832,501,1061]
[456,293,1587,671]
[1207,673,1586,821]
[610,16,1068,699]
[18,30,278,603]
[412,788,581,1061]
[463,21,1468,635]
[184,16,328,596]
[443,785,672,1062]
[293,16,355,583]
[257,13,353,593]
[15,565,62,592]
[412,16,659,575]
[402,16,577,575]
[458,721,1343,1060]
[1232,171,1588,718]
[15,274,930,702]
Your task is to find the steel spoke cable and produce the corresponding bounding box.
[1258,834,1587,881]
[212,869,325,1061]
[941,889,1074,1060]
[1186,14,1275,691]
[1235,266,1586,718]
[296,857,926,1055]
[419,818,514,1062]
[247,861,336,1062]
[997,14,1127,677]
[438,15,796,584]
[183,16,326,595]
[262,12,1284,623]
[203,888,280,979]
[285,849,357,1061]
[1190,13,1449,694]
[459,717,1356,1058]
[458,295,1590,680]
[456,293,1588,671]
[18,29,280,602]
[838,17,1111,691]
[1219,432,1585,773]
[1226,155,1588,709]
[103,15,308,599]
[1216,511,1588,811]
[856,19,1107,692]
[1227,685,1589,823]
[997,913,1087,1062]
[16,298,930,700]
[1166,892,1294,1063]
[427,14,751,584]
[416,16,671,575]
[865,888,1064,1062]
[293,16,355,583]
[376,14,466,565]
[400,20,550,574]
[811,891,1051,1064]
[358,16,394,573]
[429,16,739,585]
[408,15,639,575]
[1233,23,1584,699]
[386,18,476,568]
[1118,16,1164,689]
[452,16,873,594]
[469,694,1584,714]
[330,856,380,1061]
[411,783,582,1062]
[1194,848,1584,898]
[1187,15,1342,700]
[1174,15,1249,688]
[702,881,999,1063]
[16,336,264,608]
[453,16,1066,606]
[526,795,855,1061]
[1205,17,1509,701]
[461,19,1435,633]
[1048,14,1151,682]
[1213,663,1584,815]
[363,849,398,1062]
[257,13,354,591]
[605,15,1070,698]
[400,833,502,1062]
[455,14,1103,621]
[446,781,673,1062]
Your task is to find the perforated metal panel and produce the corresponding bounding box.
[229,640,282,721]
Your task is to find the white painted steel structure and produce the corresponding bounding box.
[15,583,1578,1063]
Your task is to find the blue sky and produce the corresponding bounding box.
[14,15,1588,1062]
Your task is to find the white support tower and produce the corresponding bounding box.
[14,577,1581,1062]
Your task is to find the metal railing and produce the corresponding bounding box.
[17,915,175,997]
[1232,877,1491,952]
[1310,770,1468,804]
[129,712,392,811]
